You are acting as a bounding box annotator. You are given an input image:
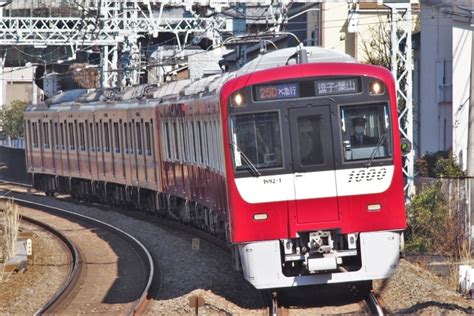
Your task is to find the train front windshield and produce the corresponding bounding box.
[230,104,392,173]
[340,103,392,161]
[230,112,283,170]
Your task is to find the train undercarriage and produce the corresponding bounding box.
[32,173,227,239]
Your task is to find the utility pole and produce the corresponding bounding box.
[467,30,474,251]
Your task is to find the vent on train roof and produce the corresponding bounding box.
[45,89,87,106]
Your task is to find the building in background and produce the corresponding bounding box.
[418,0,472,169]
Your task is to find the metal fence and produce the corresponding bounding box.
[0,138,24,149]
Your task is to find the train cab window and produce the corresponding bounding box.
[136,122,143,155]
[340,103,392,162]
[42,122,50,149]
[113,122,120,153]
[145,122,152,156]
[79,123,85,151]
[230,112,282,170]
[32,122,39,148]
[104,122,110,152]
[68,123,75,150]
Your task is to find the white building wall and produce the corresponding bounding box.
[419,4,453,155]
[452,25,472,171]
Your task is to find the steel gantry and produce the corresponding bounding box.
[0,0,306,88]
[385,0,415,198]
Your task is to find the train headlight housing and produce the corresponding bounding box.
[369,80,384,95]
[231,91,246,107]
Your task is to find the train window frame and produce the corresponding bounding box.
[50,120,55,150]
[172,120,180,162]
[85,120,90,154]
[150,119,156,162]
[95,122,101,153]
[27,120,33,150]
[181,120,188,162]
[32,122,38,148]
[60,123,65,150]
[54,123,60,150]
[136,121,143,156]
[68,122,75,151]
[191,121,197,164]
[145,121,152,157]
[124,122,129,154]
[103,122,110,153]
[89,122,95,152]
[113,122,120,154]
[196,120,203,165]
[338,102,393,164]
[42,122,50,149]
[79,122,86,151]
[229,110,285,173]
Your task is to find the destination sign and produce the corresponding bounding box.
[315,78,358,96]
[255,83,300,101]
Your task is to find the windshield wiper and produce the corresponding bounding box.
[230,141,261,177]
[365,134,387,168]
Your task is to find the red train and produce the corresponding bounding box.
[24,47,406,289]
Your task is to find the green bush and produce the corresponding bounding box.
[405,182,449,253]
[415,151,465,178]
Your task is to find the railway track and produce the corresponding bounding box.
[1,195,155,315]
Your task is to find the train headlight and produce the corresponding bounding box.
[231,91,246,107]
[369,80,384,95]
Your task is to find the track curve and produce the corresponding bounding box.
[1,196,155,315]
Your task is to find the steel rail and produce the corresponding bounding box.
[3,196,155,315]
[18,214,82,316]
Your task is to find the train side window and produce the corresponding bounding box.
[50,120,55,150]
[196,121,203,164]
[95,122,101,152]
[27,120,33,149]
[114,122,120,153]
[181,121,188,162]
[89,123,95,152]
[43,122,50,149]
[163,121,170,160]
[54,123,60,150]
[203,121,209,166]
[79,122,85,151]
[60,123,65,150]
[103,122,110,152]
[190,121,196,163]
[124,123,129,154]
[145,122,152,156]
[119,120,124,155]
[68,122,75,150]
[129,122,134,155]
[136,122,143,155]
[150,120,156,159]
[187,121,194,163]
[32,122,38,148]
[85,121,90,153]
[172,121,180,161]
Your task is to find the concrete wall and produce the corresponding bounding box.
[0,146,30,184]
[452,25,472,170]
[419,4,453,155]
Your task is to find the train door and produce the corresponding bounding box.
[288,105,339,224]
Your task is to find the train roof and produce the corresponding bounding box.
[27,46,356,111]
